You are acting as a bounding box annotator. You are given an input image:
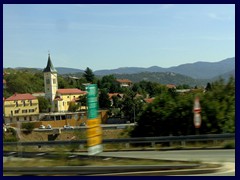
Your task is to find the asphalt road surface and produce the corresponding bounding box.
[99,149,235,176]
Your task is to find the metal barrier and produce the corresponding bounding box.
[3,133,235,147]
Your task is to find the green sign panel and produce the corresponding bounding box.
[86,84,99,119]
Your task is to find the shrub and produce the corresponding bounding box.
[223,141,235,149]
[22,122,35,133]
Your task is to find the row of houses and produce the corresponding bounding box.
[3,53,180,124]
[2,54,135,124]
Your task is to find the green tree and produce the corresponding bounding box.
[38,97,51,113]
[68,102,80,112]
[77,95,87,110]
[99,89,111,109]
[99,75,121,93]
[205,82,212,91]
[83,67,95,83]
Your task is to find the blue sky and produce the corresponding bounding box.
[3,4,235,71]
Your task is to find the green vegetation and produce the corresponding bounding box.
[130,77,235,137]
[4,67,235,137]
[38,96,51,113]
[22,122,35,134]
[3,128,18,142]
[4,155,205,167]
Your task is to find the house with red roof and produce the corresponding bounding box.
[3,93,39,123]
[54,88,87,112]
[166,84,176,89]
[116,79,132,88]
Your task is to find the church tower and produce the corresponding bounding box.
[43,53,58,112]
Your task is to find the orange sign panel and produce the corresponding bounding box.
[87,126,102,138]
[87,118,101,128]
[87,136,102,147]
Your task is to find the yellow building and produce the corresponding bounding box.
[54,88,87,112]
[4,93,39,123]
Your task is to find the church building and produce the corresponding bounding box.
[43,54,86,112]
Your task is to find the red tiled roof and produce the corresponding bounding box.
[108,93,124,99]
[144,98,154,103]
[5,93,37,101]
[166,84,176,89]
[116,79,132,83]
[57,88,86,95]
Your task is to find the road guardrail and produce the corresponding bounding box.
[3,133,234,147]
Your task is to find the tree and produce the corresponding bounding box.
[130,77,235,137]
[38,97,51,113]
[68,102,80,112]
[83,67,95,83]
[99,75,121,93]
[205,82,212,91]
[99,89,111,109]
[77,95,87,110]
[4,71,44,95]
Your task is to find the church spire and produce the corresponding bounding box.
[43,53,57,73]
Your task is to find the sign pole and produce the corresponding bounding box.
[193,96,201,135]
[86,84,103,156]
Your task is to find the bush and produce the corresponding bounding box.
[223,141,235,149]
[22,122,35,133]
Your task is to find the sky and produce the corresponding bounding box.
[3,4,235,71]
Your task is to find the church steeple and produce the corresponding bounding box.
[43,53,58,112]
[43,53,57,73]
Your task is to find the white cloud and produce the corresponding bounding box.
[207,12,232,21]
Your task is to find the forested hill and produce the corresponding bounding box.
[94,57,235,79]
[112,72,209,87]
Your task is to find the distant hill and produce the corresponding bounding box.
[211,69,235,81]
[94,57,235,79]
[3,67,84,75]
[4,57,235,82]
[55,67,84,75]
[112,72,209,87]
[168,57,235,79]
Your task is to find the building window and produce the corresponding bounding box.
[24,117,27,121]
[55,104,57,108]
[46,79,50,84]
[17,117,19,121]
[67,96,70,98]
[63,102,65,106]
[22,110,28,113]
[15,101,18,107]
[23,101,26,106]
[29,100,32,106]
[66,115,72,119]
[29,109,34,113]
[15,110,19,114]
[53,79,56,84]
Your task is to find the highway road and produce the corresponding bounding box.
[98,149,235,176]
[3,149,235,176]
[34,123,135,132]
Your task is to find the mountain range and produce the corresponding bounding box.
[92,57,235,79]
[6,57,235,86]
[53,57,234,80]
